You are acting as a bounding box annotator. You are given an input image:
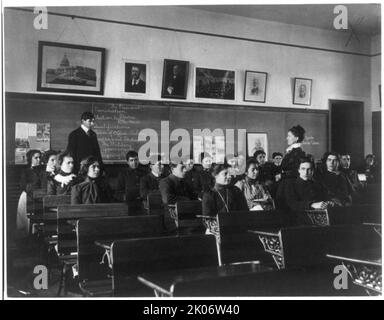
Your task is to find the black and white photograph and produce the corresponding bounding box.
[1,1,382,302]
[161,59,189,99]
[37,41,105,95]
[195,67,235,100]
[244,71,268,103]
[123,60,147,94]
[293,77,313,106]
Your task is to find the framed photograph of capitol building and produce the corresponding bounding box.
[37,41,105,95]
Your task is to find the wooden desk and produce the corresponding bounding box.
[137,261,270,297]
[326,248,382,295]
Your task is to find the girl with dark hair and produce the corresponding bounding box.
[280,125,306,179]
[235,159,274,210]
[41,149,58,188]
[47,151,82,195]
[17,149,45,235]
[202,163,248,216]
[71,156,113,204]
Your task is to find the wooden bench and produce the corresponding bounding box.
[300,204,381,227]
[251,224,381,269]
[111,234,218,297]
[202,210,288,265]
[56,203,129,296]
[173,200,205,234]
[76,215,165,297]
[146,192,164,215]
[171,266,366,297]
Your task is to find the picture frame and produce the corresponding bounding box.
[244,71,267,103]
[161,59,189,99]
[195,67,235,100]
[293,77,312,105]
[247,132,268,159]
[122,59,149,95]
[37,41,105,95]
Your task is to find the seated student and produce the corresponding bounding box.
[317,152,352,207]
[194,154,215,197]
[235,159,274,211]
[159,160,198,206]
[17,149,45,235]
[140,158,165,201]
[47,151,81,195]
[115,150,147,212]
[268,152,283,182]
[41,149,58,189]
[358,154,379,184]
[184,158,200,195]
[339,153,362,194]
[285,157,333,213]
[202,163,248,217]
[71,156,113,204]
[253,150,273,185]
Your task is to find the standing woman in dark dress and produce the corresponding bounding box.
[280,125,306,179]
[276,125,306,209]
[17,149,45,236]
[71,156,113,204]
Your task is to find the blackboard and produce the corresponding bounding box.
[5,92,329,164]
[92,103,168,162]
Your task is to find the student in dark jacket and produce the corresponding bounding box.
[20,149,45,197]
[140,159,165,200]
[159,161,198,206]
[253,150,273,184]
[159,161,198,232]
[71,156,113,204]
[194,155,215,197]
[47,151,82,195]
[202,163,248,217]
[285,157,334,212]
[67,111,103,173]
[17,149,45,235]
[317,152,352,207]
[115,150,147,213]
[339,153,362,194]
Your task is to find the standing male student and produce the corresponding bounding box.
[67,111,103,173]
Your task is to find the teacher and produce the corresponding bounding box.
[67,111,103,173]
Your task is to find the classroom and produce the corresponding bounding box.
[2,2,382,298]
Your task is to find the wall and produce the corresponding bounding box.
[3,5,378,154]
[371,34,381,111]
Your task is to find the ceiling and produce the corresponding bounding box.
[185,4,381,36]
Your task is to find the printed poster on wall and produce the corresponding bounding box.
[15,122,51,164]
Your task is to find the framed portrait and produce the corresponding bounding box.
[247,132,268,159]
[161,59,189,99]
[122,59,148,95]
[195,67,235,100]
[37,41,105,95]
[293,78,312,105]
[244,71,267,102]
